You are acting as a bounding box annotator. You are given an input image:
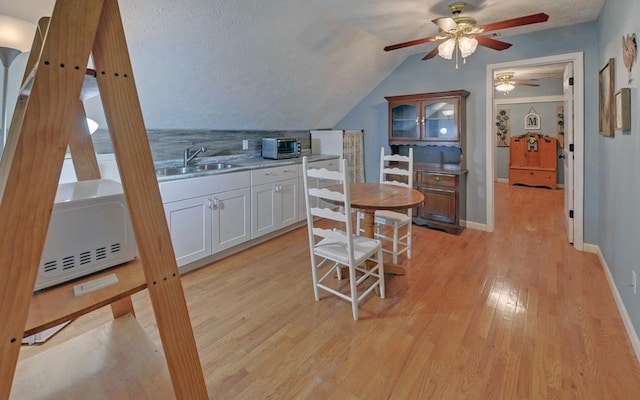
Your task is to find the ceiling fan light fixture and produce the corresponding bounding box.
[437,38,456,59]
[458,36,478,58]
[495,82,515,94]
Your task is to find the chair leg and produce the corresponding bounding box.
[310,260,320,301]
[406,224,412,260]
[392,223,399,264]
[349,265,358,320]
[377,247,385,299]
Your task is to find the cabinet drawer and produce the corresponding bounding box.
[415,172,456,188]
[509,168,556,189]
[251,165,298,185]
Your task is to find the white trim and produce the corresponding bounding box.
[582,243,599,254]
[496,178,508,183]
[592,244,640,363]
[461,220,487,231]
[494,95,564,105]
[486,52,585,252]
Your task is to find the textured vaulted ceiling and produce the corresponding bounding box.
[308,0,605,53]
[1,0,604,130]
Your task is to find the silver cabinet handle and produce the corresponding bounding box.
[209,198,220,209]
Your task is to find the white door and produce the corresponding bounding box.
[563,63,574,243]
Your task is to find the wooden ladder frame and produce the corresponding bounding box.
[0,0,207,398]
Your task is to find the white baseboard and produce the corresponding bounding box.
[582,243,599,254]
[590,243,640,363]
[462,220,487,231]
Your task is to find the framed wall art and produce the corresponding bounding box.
[599,58,615,137]
[615,87,631,131]
[524,107,540,130]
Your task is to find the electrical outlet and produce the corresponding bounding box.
[242,139,248,150]
[633,271,637,295]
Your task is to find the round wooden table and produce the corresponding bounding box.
[348,183,424,275]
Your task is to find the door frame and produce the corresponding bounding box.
[485,52,584,250]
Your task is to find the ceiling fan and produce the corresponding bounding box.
[494,72,540,94]
[383,2,549,69]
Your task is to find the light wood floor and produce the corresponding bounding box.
[20,182,640,399]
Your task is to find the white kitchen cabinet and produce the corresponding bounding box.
[251,165,299,238]
[211,187,250,252]
[164,195,211,266]
[298,158,341,221]
[160,171,251,267]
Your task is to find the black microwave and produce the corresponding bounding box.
[261,138,301,159]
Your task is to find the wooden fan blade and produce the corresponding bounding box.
[433,17,457,32]
[513,82,540,87]
[384,35,439,51]
[477,35,512,51]
[479,13,549,33]
[422,47,440,60]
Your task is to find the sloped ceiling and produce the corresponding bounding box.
[1,0,604,130]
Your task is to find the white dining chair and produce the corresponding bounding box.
[358,147,414,264]
[302,156,385,320]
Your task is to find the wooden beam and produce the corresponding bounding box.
[0,1,104,397]
[91,0,208,397]
[68,100,102,180]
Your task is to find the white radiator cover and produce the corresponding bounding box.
[35,179,136,291]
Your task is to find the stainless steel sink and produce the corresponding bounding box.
[156,166,204,176]
[156,163,236,176]
[198,163,234,171]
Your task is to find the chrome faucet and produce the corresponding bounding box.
[183,146,207,166]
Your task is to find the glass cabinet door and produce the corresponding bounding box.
[422,99,459,141]
[389,102,419,140]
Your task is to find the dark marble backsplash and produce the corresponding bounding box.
[91,129,312,162]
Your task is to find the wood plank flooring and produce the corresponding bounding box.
[20,182,640,399]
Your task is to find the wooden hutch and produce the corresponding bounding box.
[386,90,469,235]
[509,134,557,190]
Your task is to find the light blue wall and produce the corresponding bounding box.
[597,0,640,337]
[334,22,600,239]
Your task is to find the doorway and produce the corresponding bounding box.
[485,53,584,250]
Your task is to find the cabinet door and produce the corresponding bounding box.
[251,182,277,238]
[211,188,250,253]
[389,101,420,141]
[423,187,457,224]
[422,98,459,142]
[277,178,298,228]
[164,196,211,267]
